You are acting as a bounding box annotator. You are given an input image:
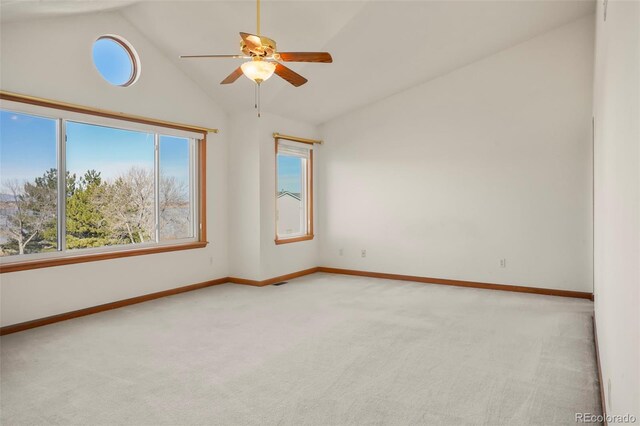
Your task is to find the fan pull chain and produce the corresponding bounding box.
[254,82,261,118]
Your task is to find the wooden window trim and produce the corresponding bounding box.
[0,242,208,274]
[274,136,315,245]
[0,91,218,134]
[0,92,214,274]
[275,235,315,245]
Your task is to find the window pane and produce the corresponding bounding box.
[65,122,154,249]
[159,135,193,241]
[0,110,58,256]
[92,36,136,86]
[277,154,306,237]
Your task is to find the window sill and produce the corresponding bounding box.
[0,241,208,274]
[274,235,315,245]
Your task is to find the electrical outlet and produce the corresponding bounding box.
[500,258,506,268]
[361,249,367,258]
[209,256,213,265]
[339,248,344,256]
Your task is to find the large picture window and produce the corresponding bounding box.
[0,95,209,272]
[275,137,313,244]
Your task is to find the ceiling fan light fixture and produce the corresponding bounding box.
[241,59,276,84]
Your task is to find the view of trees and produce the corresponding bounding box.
[0,171,58,255]
[0,167,191,256]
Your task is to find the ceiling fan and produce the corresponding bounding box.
[179,0,332,89]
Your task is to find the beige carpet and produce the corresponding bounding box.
[1,273,601,425]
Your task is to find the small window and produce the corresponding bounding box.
[275,139,313,244]
[92,35,140,87]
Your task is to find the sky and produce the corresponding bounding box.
[0,111,57,186]
[0,110,191,192]
[92,37,133,86]
[277,155,303,193]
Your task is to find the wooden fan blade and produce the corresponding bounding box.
[274,63,308,87]
[240,32,262,50]
[181,54,247,59]
[278,52,333,63]
[221,67,244,84]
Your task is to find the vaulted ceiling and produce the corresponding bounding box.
[1,0,595,124]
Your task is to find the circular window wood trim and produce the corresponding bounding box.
[94,35,141,87]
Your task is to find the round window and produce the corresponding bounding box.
[92,35,140,87]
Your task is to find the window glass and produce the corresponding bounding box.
[159,135,193,241]
[0,111,58,256]
[65,122,155,249]
[92,36,138,86]
[276,145,309,239]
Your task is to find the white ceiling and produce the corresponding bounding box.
[0,0,137,22]
[1,0,595,124]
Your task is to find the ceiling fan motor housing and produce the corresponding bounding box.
[241,35,277,57]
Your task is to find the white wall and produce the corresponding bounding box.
[228,113,261,280]
[0,12,229,326]
[592,0,640,419]
[319,16,595,292]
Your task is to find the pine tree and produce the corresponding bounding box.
[65,170,112,249]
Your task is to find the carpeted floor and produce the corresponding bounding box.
[1,273,601,425]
